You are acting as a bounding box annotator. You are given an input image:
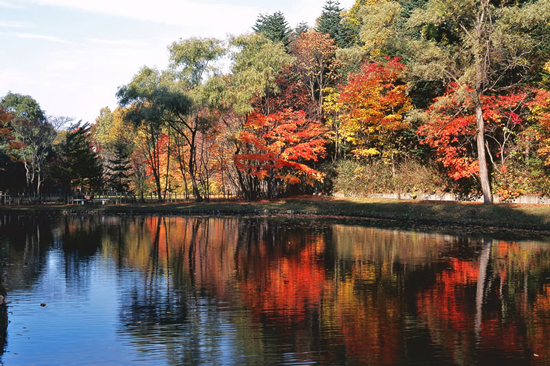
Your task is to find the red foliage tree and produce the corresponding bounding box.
[419,85,527,183]
[234,110,327,200]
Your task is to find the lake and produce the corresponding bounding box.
[0,214,550,365]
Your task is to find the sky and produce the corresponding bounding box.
[0,0,354,126]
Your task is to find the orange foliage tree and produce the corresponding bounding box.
[337,57,412,162]
[291,31,341,119]
[528,89,550,165]
[234,110,327,200]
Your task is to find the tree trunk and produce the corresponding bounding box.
[475,97,493,204]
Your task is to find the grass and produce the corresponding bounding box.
[2,195,550,233]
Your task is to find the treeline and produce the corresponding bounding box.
[1,0,550,203]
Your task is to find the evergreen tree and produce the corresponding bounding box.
[106,141,131,193]
[316,0,356,48]
[252,11,291,47]
[52,123,103,198]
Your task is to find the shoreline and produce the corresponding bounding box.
[2,196,550,235]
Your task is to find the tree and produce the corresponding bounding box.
[0,107,17,192]
[223,33,294,116]
[52,123,103,199]
[337,57,412,165]
[316,0,356,48]
[234,110,327,200]
[419,85,527,186]
[253,11,291,48]
[291,31,341,120]
[406,0,550,203]
[1,92,56,201]
[166,37,227,201]
[117,67,174,201]
[105,141,132,193]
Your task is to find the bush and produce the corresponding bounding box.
[330,159,450,197]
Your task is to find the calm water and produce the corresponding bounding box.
[0,215,550,365]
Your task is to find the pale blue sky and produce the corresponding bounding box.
[0,0,354,125]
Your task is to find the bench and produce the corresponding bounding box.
[72,198,110,205]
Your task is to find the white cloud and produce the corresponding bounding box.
[0,21,33,28]
[0,1,25,9]
[3,0,358,126]
[26,0,260,36]
[17,32,78,45]
[87,38,147,47]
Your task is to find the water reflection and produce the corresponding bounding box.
[0,215,550,364]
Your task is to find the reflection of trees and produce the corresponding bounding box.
[0,215,54,290]
[110,216,280,365]
[415,238,550,365]
[101,218,550,365]
[235,220,331,364]
[7,215,550,365]
[0,215,58,359]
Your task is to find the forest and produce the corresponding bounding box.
[1,0,550,204]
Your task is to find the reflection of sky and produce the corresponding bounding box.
[4,250,140,365]
[2,247,245,365]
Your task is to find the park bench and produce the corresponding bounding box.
[72,198,109,205]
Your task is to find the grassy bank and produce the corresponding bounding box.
[2,196,550,233]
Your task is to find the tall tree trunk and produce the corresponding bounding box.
[188,134,202,202]
[474,0,493,204]
[475,101,493,204]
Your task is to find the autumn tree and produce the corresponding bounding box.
[234,110,327,199]
[291,31,341,120]
[336,57,412,166]
[419,85,528,198]
[357,0,550,203]
[91,106,144,197]
[194,34,293,197]
[0,107,17,193]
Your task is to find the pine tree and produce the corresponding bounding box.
[106,141,131,193]
[316,0,356,48]
[53,123,103,197]
[252,11,291,47]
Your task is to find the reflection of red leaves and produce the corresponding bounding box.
[240,238,326,323]
[417,258,479,331]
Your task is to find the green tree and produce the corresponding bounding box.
[316,0,356,48]
[118,40,222,202]
[117,67,177,201]
[252,11,291,48]
[106,141,131,193]
[0,92,56,201]
[52,123,103,199]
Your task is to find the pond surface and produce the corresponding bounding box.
[0,215,550,365]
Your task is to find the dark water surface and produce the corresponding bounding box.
[0,215,550,365]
